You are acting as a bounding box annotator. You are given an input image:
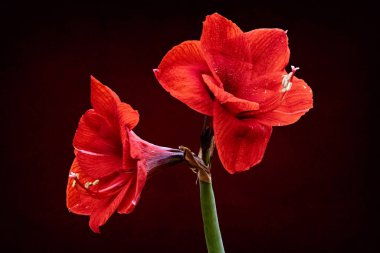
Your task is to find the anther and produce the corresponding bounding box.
[84,182,92,189]
[84,179,100,189]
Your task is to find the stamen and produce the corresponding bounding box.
[84,182,92,189]
[69,172,79,179]
[82,179,100,189]
[71,173,129,199]
[281,65,299,92]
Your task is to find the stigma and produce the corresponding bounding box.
[69,172,79,179]
[281,65,299,92]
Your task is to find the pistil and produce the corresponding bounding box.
[282,65,299,92]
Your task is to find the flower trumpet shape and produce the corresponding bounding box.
[154,13,313,173]
[66,76,183,232]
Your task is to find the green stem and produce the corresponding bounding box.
[199,116,225,253]
[200,180,225,253]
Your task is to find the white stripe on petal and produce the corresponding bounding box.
[74,147,110,156]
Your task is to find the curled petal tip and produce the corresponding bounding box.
[90,75,100,83]
[204,12,229,25]
[89,220,101,233]
[208,12,221,17]
[90,75,103,89]
[153,69,160,78]
[284,30,288,34]
[92,228,101,234]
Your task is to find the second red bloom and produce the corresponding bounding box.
[155,13,313,173]
[67,77,182,232]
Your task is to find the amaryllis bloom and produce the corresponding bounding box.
[66,76,182,232]
[154,13,313,173]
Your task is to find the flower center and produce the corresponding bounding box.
[69,172,132,198]
[281,65,299,92]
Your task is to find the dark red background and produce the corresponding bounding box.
[1,1,373,252]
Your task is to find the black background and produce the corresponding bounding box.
[1,1,374,252]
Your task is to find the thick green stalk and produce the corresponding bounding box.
[199,116,225,253]
[200,180,225,253]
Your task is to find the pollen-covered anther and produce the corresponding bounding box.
[69,172,80,187]
[84,179,100,189]
[281,65,299,92]
[84,182,92,189]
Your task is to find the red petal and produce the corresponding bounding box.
[128,130,149,160]
[74,110,123,178]
[91,76,140,130]
[155,41,213,115]
[67,159,138,232]
[74,110,121,155]
[118,161,147,214]
[254,77,313,126]
[117,131,149,213]
[213,102,272,173]
[75,151,123,179]
[126,130,166,170]
[245,29,289,75]
[117,103,139,132]
[202,74,259,114]
[234,72,286,113]
[200,13,251,92]
[66,159,100,215]
[117,103,139,168]
[89,184,132,233]
[90,76,120,120]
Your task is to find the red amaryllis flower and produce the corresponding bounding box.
[154,13,313,173]
[66,76,182,232]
